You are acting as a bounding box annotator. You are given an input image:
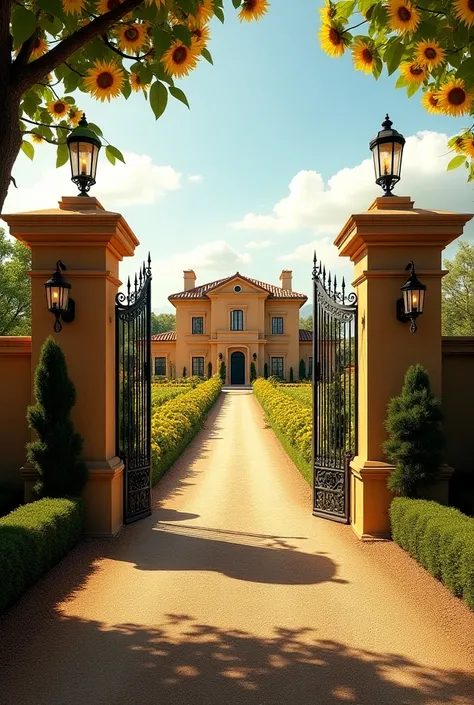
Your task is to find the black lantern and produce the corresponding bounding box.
[253,352,257,361]
[369,115,405,197]
[396,261,426,333]
[44,261,75,333]
[66,114,101,196]
[218,353,223,360]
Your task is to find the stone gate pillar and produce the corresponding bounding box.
[3,196,139,536]
[334,196,472,539]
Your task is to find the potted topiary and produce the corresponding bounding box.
[250,361,257,382]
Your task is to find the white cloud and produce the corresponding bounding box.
[2,150,183,217]
[187,173,203,183]
[154,239,251,285]
[245,239,271,249]
[231,131,473,238]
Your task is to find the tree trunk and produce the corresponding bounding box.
[0,88,22,216]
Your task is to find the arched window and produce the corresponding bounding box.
[230,310,244,331]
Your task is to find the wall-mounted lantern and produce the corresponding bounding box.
[44,260,75,333]
[66,114,101,196]
[369,115,405,197]
[218,353,223,360]
[253,352,257,361]
[396,261,426,333]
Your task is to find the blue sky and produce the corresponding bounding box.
[4,1,474,313]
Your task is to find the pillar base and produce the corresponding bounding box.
[350,458,394,540]
[82,457,124,537]
[19,462,39,503]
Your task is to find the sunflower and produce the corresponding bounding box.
[188,0,214,29]
[415,40,446,69]
[399,61,427,84]
[453,0,474,27]
[161,40,199,78]
[448,134,467,154]
[30,36,48,60]
[62,0,86,14]
[351,39,375,73]
[130,72,149,92]
[437,78,474,117]
[84,60,125,101]
[97,0,123,13]
[191,24,211,52]
[238,0,270,22]
[116,23,148,52]
[68,107,83,126]
[319,22,347,57]
[319,1,337,23]
[421,89,441,114]
[31,133,44,144]
[387,0,420,34]
[462,133,474,157]
[47,100,69,119]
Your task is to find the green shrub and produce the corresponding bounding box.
[390,498,474,609]
[289,367,294,383]
[219,361,226,382]
[0,497,83,611]
[250,362,257,383]
[182,366,187,378]
[384,364,444,498]
[27,337,87,499]
[264,362,269,379]
[151,378,222,485]
[299,359,306,380]
[207,361,212,379]
[253,379,312,484]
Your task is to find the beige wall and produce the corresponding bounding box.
[442,337,474,475]
[0,337,31,488]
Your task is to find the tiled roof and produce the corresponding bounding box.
[169,272,307,301]
[151,330,176,342]
[299,329,312,341]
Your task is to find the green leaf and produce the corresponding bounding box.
[201,47,213,65]
[11,7,38,49]
[372,57,383,80]
[173,24,193,48]
[232,0,241,7]
[447,155,466,171]
[63,70,80,94]
[56,143,69,168]
[88,123,103,137]
[214,5,225,22]
[105,146,116,165]
[36,0,66,21]
[169,85,190,108]
[358,0,374,15]
[149,80,168,120]
[457,58,474,85]
[384,38,404,76]
[122,78,132,100]
[107,145,125,164]
[338,0,356,20]
[21,141,35,161]
[151,27,173,57]
[406,81,421,98]
[395,74,407,89]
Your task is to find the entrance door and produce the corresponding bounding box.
[230,351,245,385]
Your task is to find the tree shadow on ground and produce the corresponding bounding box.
[1,614,473,705]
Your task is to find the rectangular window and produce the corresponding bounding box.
[230,310,244,331]
[192,356,205,377]
[191,316,204,335]
[154,357,166,376]
[271,317,284,334]
[308,357,313,376]
[271,357,284,378]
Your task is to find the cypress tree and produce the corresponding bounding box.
[26,336,87,498]
[384,364,444,497]
[264,362,268,379]
[289,366,294,383]
[250,362,257,382]
[207,361,212,379]
[299,359,306,380]
[219,361,226,382]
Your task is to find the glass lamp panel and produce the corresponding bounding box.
[378,142,394,177]
[402,288,412,314]
[392,142,403,178]
[371,146,381,180]
[59,286,69,311]
[69,141,93,178]
[90,144,99,180]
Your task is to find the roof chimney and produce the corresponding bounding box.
[279,270,292,292]
[183,269,196,291]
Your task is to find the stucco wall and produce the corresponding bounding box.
[442,337,474,475]
[0,337,31,488]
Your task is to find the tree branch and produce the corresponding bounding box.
[11,0,146,96]
[15,22,40,66]
[64,61,86,77]
[22,117,72,131]
[22,130,58,145]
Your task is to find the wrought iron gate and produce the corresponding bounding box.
[115,256,152,524]
[312,253,357,523]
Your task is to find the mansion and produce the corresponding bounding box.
[151,270,313,385]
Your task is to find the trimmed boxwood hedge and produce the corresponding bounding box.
[253,378,312,485]
[0,497,83,611]
[151,377,222,485]
[390,497,474,609]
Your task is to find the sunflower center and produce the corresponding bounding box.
[362,48,373,63]
[54,102,66,114]
[469,0,474,11]
[397,6,412,21]
[429,94,438,106]
[193,28,203,38]
[448,87,466,105]
[97,71,114,88]
[410,65,423,75]
[172,46,188,64]
[124,27,139,41]
[424,47,437,59]
[329,27,342,45]
[245,0,257,9]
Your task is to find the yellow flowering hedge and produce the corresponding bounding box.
[253,379,312,484]
[151,377,222,485]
